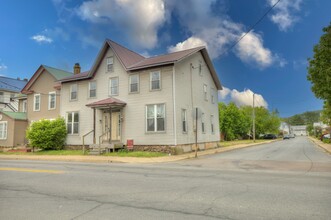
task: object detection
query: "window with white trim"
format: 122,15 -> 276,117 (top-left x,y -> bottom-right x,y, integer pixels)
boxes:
182,109 -> 187,133
211,115 -> 214,134
0,121 -> 7,140
22,100 -> 27,112
66,112 -> 79,134
211,88 -> 215,104
0,92 -> 4,102
199,61 -> 203,76
89,81 -> 97,98
201,112 -> 205,133
70,84 -> 78,101
109,77 -> 119,96
146,104 -> 165,132
106,57 -> 114,72
129,74 -> 139,93
48,92 -> 56,110
150,71 -> 161,90
203,84 -> 208,101
34,94 -> 40,111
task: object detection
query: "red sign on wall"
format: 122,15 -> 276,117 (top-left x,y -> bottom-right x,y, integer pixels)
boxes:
127,139 -> 134,150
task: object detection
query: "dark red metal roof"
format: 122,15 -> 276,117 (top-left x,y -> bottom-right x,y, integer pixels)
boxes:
86,97 -> 126,108
60,71 -> 89,81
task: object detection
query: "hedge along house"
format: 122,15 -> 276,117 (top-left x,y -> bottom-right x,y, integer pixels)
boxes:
59,39 -> 222,153
21,65 -> 73,124
0,111 -> 27,147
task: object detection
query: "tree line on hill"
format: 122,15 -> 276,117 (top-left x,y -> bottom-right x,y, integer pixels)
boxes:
219,102 -> 281,141
283,110 -> 321,126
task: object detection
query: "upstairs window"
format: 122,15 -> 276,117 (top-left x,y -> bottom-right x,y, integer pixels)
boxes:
150,71 -> 161,90
146,104 -> 165,132
48,92 -> 56,110
34,94 -> 40,111
106,57 -> 114,72
203,84 -> 208,101
89,81 -> 97,98
109,77 -> 119,96
211,88 -> 215,104
22,100 -> 27,112
0,121 -> 7,140
182,109 -> 187,133
129,74 -> 139,93
67,112 -> 79,134
70,84 -> 78,101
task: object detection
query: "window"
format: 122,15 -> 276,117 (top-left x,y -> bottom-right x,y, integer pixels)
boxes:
0,92 -> 4,102
199,61 -> 203,76
129,74 -> 139,93
146,104 -> 165,132
182,109 -> 187,133
70,84 -> 78,101
211,115 -> 214,134
106,57 -> 114,72
34,94 -> 40,111
201,112 -> 205,133
150,71 -> 161,90
203,84 -> 208,100
89,81 -> 97,98
66,112 -> 79,134
48,92 -> 56,110
109,77 -> 119,96
22,100 -> 27,112
0,121 -> 7,140
211,88 -> 215,104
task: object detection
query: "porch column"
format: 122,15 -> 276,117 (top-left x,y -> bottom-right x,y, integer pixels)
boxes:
93,108 -> 96,144
109,106 -> 112,143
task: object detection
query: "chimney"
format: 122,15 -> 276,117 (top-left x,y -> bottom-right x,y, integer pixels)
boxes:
74,63 -> 81,74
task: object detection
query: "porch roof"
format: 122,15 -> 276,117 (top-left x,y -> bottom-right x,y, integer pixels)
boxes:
86,97 -> 126,108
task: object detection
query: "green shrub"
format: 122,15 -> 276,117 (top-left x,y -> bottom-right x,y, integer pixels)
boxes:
26,118 -> 67,150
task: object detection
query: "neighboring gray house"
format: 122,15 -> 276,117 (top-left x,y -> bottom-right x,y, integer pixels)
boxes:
0,76 -> 28,112
59,39 -> 222,152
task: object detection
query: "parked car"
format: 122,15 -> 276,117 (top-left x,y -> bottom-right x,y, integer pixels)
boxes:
321,133 -> 330,141
263,134 -> 277,139
283,134 -> 290,140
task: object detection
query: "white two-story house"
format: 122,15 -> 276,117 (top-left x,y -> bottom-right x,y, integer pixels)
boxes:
60,39 -> 222,152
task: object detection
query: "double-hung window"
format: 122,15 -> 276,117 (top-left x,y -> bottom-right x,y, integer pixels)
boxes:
150,71 -> 161,90
0,121 -> 7,140
70,84 -> 78,101
211,115 -> 214,134
146,104 -> 165,132
48,92 -> 56,110
182,109 -> 187,133
22,100 -> 27,112
106,57 -> 114,72
0,92 -> 4,102
34,94 -> 40,111
89,81 -> 97,98
211,88 -> 215,104
201,112 -> 205,133
203,84 -> 208,101
129,74 -> 139,93
109,77 -> 119,96
66,112 -> 79,134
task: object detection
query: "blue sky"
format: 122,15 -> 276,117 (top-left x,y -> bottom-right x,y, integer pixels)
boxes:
0,0 -> 330,117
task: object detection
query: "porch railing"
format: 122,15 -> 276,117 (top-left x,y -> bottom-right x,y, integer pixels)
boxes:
99,129 -> 110,155
82,130 -> 94,154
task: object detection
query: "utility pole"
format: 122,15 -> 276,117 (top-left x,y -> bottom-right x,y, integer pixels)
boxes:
253,93 -> 256,142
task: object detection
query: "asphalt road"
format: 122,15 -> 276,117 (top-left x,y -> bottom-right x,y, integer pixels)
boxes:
0,137 -> 330,220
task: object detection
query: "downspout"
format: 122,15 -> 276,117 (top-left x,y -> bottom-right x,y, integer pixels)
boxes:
172,65 -> 177,146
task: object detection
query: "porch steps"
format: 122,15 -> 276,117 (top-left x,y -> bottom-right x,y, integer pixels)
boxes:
88,143 -> 124,155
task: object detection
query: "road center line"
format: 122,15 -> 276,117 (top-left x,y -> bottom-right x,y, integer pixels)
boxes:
0,167 -> 64,174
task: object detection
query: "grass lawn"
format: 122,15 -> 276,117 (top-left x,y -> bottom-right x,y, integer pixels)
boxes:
0,150 -> 85,155
104,151 -> 167,157
220,139 -> 272,147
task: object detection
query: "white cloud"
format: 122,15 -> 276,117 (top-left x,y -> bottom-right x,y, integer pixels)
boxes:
168,37 -> 207,53
219,86 -> 268,108
268,0 -> 303,31
0,63 -> 8,71
31,35 -> 53,43
77,0 -> 166,49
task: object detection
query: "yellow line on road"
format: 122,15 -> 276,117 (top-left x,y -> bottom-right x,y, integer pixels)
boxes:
0,167 -> 64,174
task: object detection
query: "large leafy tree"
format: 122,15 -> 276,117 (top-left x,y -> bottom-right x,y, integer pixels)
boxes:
307,22 -> 331,125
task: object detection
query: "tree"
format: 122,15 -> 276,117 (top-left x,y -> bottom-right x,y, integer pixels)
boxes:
307,22 -> 331,125
26,118 -> 67,150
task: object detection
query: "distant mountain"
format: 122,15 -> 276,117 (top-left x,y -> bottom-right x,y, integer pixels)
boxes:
283,110 -> 322,126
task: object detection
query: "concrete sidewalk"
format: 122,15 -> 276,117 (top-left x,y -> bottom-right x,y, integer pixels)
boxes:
0,140 -> 277,164
308,136 -> 331,154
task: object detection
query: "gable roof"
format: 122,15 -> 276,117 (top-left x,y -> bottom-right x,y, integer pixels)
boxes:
86,97 -> 126,108
22,65 -> 73,94
1,111 -> 27,120
59,39 -> 222,90
0,76 -> 28,93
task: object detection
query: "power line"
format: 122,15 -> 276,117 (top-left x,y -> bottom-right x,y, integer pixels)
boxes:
222,0 -> 281,55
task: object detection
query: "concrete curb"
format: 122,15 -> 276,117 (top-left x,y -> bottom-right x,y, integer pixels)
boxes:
0,139 -> 279,164
308,136 -> 331,154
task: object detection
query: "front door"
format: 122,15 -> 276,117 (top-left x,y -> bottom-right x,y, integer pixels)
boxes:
111,111 -> 121,141
102,112 -> 111,142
